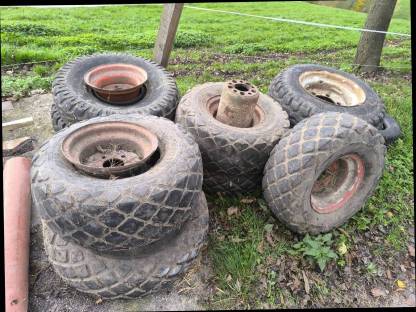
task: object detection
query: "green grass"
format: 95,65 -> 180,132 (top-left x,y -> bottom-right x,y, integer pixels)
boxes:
1,2 -> 413,309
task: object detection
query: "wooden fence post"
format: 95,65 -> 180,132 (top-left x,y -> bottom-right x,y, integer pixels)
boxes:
153,3 -> 184,68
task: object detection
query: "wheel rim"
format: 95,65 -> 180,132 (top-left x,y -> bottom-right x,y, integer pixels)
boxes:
84,63 -> 148,105
61,121 -> 158,178
299,70 -> 366,107
310,153 -> 365,214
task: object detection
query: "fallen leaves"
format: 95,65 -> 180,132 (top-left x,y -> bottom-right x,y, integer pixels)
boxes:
337,242 -> 348,255
370,288 -> 386,297
240,197 -> 256,204
302,270 -> 310,294
396,279 -> 406,289
408,245 -> 415,257
95,298 -> 103,304
227,206 -> 239,216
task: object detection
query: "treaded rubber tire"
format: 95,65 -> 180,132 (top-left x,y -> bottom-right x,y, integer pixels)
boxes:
268,64 -> 386,128
52,53 -> 179,131
175,82 -> 290,195
263,112 -> 386,234
51,103 -> 70,132
31,114 -> 203,256
379,113 -> 401,145
42,192 -> 209,300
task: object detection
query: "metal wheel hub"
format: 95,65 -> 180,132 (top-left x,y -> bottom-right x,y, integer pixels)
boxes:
299,71 -> 366,107
61,121 -> 158,178
84,63 -> 148,105
212,80 -> 264,128
311,153 -> 365,214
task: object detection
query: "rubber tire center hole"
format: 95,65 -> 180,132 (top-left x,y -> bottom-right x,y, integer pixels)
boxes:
310,153 -> 365,214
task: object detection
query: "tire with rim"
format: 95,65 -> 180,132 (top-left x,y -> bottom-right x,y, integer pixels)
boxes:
31,114 -> 203,256
52,53 -> 179,131
175,82 -> 290,195
42,192 -> 209,300
263,112 -> 386,234
268,64 -> 386,128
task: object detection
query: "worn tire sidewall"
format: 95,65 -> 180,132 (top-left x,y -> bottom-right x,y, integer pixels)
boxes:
32,114 -> 202,254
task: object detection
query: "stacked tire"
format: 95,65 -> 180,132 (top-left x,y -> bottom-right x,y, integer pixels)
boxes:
261,64 -> 396,233
31,114 -> 208,299
51,53 -> 180,132
175,82 -> 290,195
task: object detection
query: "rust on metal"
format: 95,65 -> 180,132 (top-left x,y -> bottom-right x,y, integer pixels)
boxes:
215,79 -> 260,128
84,63 -> 147,105
311,153 -> 365,214
299,71 -> 366,107
61,121 -> 158,178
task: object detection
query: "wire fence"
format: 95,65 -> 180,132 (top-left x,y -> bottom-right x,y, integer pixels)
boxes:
184,5 -> 411,38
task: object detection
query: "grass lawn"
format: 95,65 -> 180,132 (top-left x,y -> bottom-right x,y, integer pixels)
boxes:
1,2 -> 413,309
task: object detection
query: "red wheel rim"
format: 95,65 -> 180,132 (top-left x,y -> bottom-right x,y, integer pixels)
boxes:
311,153 -> 365,214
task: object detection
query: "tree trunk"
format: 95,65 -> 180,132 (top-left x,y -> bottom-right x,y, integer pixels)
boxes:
354,0 -> 397,74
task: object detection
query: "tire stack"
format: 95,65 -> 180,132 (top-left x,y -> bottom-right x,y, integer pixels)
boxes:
31,114 -> 207,299
175,81 -> 290,195
261,64 -> 396,233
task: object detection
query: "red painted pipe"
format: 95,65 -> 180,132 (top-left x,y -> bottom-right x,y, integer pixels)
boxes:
4,157 -> 32,312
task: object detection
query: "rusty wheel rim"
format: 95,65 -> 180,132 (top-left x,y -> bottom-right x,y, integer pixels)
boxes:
299,71 -> 366,107
311,154 -> 365,214
84,63 -> 148,105
61,121 -> 158,178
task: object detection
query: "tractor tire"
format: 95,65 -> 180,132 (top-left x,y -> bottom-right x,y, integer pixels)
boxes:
51,103 -> 69,132
175,82 -> 290,195
378,113 -> 401,145
42,192 -> 209,300
32,114 -> 203,256
268,64 -> 386,128
263,112 -> 386,234
52,53 -> 179,131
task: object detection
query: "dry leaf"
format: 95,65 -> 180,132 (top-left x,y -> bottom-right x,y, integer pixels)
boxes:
227,206 -> 239,216
266,232 -> 275,247
400,264 -> 406,272
95,298 -> 103,304
302,270 -> 310,294
338,242 -> 348,255
386,269 -> 392,279
408,245 -> 415,257
257,240 -> 264,254
371,288 -> 386,297
226,274 -> 232,282
240,197 -> 256,204
396,280 -> 406,289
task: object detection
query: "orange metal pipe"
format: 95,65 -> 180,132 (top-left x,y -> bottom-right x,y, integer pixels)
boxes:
4,157 -> 32,312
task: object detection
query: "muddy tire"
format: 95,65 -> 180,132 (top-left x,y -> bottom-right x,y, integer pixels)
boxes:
31,114 -> 203,256
52,53 -> 179,131
268,64 -> 386,128
42,192 -> 209,300
51,103 -> 69,132
175,82 -> 290,195
263,112 -> 386,234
